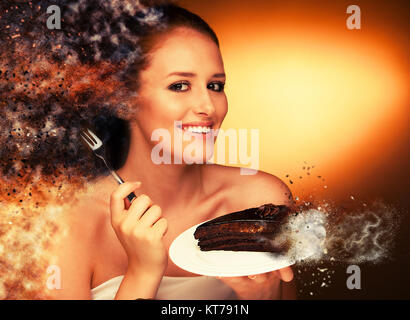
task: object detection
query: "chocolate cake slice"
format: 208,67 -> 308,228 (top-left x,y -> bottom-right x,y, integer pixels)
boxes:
194,203 -> 291,253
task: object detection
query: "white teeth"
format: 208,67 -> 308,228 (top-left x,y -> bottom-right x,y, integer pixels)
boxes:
182,126 -> 211,134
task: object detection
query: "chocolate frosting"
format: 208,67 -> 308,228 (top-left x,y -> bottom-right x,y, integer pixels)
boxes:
255,203 -> 289,218
197,203 -> 291,227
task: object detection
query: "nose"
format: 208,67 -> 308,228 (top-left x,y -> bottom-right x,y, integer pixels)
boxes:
192,88 -> 216,117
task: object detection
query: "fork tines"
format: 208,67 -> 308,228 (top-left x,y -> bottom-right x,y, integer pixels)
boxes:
81,128 -> 102,150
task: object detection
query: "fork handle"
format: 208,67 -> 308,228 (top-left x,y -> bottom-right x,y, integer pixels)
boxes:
93,147 -> 137,203
126,192 -> 137,203
110,171 -> 137,203
110,170 -> 125,184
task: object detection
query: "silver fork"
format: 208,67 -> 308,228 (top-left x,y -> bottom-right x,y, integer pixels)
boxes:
80,128 -> 136,203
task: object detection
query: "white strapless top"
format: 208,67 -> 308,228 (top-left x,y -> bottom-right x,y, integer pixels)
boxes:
91,275 -> 238,300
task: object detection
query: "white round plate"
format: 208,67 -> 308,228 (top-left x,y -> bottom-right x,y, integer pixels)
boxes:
169,222 -> 309,277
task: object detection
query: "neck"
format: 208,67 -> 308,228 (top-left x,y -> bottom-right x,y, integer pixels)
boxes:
116,128 -> 205,210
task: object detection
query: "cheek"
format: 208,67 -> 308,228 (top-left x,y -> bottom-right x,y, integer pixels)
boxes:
134,96 -> 187,145
143,93 -> 188,123
136,97 -> 169,129
216,95 -> 228,121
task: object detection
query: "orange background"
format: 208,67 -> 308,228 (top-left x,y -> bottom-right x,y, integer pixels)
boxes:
180,0 -> 409,204
179,0 -> 410,299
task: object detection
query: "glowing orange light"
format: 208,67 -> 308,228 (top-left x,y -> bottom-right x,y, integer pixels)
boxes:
205,11 -> 409,197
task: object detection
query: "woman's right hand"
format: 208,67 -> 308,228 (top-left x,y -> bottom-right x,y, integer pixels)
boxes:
110,181 -> 168,277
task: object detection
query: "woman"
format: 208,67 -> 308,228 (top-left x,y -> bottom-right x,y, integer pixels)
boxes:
51,3 -> 296,300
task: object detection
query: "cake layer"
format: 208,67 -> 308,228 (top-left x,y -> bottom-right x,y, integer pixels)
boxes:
198,233 -> 278,244
198,241 -> 289,253
194,221 -> 282,241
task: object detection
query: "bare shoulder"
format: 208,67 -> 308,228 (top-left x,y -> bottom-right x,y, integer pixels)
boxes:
203,164 -> 293,210
64,176 -> 113,234
66,185 -> 109,235
48,177 -> 112,299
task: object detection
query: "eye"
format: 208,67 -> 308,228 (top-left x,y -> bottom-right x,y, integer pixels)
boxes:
168,81 -> 190,92
207,81 -> 225,92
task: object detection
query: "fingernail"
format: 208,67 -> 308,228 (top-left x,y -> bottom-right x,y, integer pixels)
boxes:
134,181 -> 142,185
248,275 -> 257,280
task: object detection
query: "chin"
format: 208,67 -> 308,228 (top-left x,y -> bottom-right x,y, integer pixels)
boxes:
183,154 -> 213,165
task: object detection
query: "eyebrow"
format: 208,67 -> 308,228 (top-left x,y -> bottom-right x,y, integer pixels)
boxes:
167,72 -> 226,78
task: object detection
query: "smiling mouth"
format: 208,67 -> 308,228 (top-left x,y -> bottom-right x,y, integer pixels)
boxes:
175,121 -> 216,135
181,125 -> 213,134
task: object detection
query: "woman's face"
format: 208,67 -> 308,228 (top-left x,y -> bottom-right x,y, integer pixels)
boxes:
131,27 -> 228,164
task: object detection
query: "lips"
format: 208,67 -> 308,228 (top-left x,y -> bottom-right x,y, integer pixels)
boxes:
181,121 -> 213,128
179,121 -> 215,135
